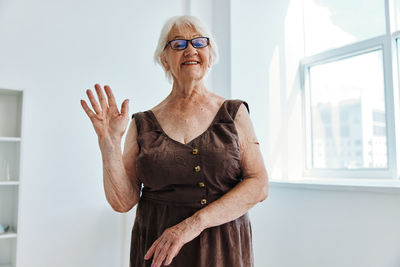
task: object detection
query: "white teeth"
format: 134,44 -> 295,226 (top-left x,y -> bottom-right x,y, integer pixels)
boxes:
183,61 -> 198,65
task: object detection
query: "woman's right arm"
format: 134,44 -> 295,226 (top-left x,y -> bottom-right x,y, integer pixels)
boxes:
99,119 -> 141,213
81,84 -> 140,213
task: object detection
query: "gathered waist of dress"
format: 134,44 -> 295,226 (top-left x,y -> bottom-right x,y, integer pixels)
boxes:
140,190 -> 224,208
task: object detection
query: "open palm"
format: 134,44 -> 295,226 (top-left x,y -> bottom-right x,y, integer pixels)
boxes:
80,84 -> 129,141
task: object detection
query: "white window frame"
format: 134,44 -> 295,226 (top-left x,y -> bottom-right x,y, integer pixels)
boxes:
299,0 -> 400,180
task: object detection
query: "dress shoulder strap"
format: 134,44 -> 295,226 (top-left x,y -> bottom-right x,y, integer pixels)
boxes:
131,111 -> 160,137
226,99 -> 250,120
131,112 -> 143,136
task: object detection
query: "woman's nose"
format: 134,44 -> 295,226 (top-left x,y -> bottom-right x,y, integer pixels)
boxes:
183,43 -> 198,56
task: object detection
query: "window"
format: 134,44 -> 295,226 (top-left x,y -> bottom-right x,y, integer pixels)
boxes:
301,0 -> 398,179
303,0 -> 386,56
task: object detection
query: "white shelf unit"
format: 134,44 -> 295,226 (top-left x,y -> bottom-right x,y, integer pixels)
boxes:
0,182 -> 18,186
0,88 -> 23,267
0,238 -> 17,267
0,230 -> 17,240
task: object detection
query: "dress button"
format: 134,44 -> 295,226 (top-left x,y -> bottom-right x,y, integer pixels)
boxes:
194,165 -> 201,172
198,182 -> 205,187
192,148 -> 199,155
200,199 -> 207,205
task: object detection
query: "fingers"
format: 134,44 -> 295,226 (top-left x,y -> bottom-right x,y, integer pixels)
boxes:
104,85 -> 118,110
144,239 -> 159,260
121,99 -> 129,116
146,238 -> 181,267
80,100 -> 96,119
94,83 -> 108,111
86,89 -> 102,114
93,84 -> 128,116
152,239 -> 170,266
163,245 -> 180,266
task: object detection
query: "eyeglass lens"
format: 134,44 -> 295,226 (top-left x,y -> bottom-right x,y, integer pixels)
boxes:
169,37 -> 208,50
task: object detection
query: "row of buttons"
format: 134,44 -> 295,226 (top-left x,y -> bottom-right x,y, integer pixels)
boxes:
192,148 -> 207,205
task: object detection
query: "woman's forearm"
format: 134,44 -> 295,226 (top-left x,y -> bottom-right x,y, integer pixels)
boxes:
99,136 -> 140,212
191,176 -> 268,231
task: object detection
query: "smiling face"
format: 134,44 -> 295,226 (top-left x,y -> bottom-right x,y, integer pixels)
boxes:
161,24 -> 212,83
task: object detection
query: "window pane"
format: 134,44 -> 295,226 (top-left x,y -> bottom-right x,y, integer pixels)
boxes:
309,50 -> 388,169
304,0 -> 386,55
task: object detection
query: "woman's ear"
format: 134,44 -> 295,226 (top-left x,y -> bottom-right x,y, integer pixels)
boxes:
207,54 -> 212,68
161,55 -> 170,71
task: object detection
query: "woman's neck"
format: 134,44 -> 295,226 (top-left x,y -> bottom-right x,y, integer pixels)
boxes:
168,79 -> 209,103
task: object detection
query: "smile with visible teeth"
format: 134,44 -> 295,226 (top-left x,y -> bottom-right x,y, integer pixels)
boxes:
182,61 -> 200,65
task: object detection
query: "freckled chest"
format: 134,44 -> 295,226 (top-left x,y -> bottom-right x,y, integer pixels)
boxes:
154,106 -> 216,144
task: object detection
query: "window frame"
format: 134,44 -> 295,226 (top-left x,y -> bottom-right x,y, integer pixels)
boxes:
299,0 -> 400,180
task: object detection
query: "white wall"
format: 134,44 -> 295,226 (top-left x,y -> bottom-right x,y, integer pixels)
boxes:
251,185 -> 400,267
230,0 -> 400,266
0,0 -> 188,266
210,0 -> 232,98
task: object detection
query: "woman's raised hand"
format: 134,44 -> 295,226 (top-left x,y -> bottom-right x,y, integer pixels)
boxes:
81,84 -> 130,142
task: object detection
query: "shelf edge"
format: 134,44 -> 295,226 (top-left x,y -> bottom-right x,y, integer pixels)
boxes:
0,181 -> 19,185
0,230 -> 17,239
0,137 -> 21,142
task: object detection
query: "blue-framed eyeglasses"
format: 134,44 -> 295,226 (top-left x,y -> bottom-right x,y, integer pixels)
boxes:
164,37 -> 210,50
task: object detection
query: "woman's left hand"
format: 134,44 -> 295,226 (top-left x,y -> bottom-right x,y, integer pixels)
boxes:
144,216 -> 203,266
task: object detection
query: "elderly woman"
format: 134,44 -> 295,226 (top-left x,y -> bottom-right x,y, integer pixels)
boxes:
81,15 -> 268,267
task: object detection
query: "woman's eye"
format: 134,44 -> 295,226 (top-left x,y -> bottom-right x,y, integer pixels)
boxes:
172,41 -> 186,49
193,39 -> 207,47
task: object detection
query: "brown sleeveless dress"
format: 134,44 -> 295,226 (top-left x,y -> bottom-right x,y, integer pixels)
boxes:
130,99 -> 254,267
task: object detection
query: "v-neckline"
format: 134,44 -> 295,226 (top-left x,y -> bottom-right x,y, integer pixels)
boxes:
147,99 -> 228,147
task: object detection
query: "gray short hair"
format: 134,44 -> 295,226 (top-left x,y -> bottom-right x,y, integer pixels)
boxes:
154,15 -> 219,82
